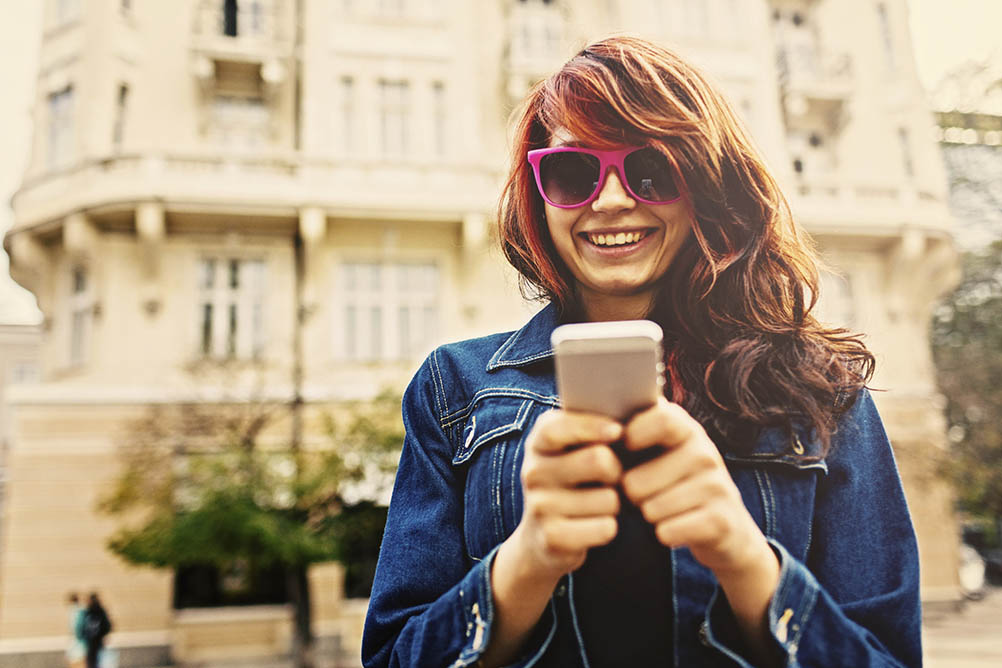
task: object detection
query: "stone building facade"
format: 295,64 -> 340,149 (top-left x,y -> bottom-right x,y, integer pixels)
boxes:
1,0 -> 960,665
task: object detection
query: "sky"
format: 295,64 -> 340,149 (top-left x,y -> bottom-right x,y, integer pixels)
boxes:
0,0 -> 1000,325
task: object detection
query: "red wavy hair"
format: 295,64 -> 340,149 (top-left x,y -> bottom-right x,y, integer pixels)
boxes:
498,36 -> 873,455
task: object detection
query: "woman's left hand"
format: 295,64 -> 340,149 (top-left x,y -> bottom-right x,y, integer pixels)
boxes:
621,397 -> 782,668
620,397 -> 776,582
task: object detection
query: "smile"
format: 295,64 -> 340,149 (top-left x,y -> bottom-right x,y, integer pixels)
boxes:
583,229 -> 653,248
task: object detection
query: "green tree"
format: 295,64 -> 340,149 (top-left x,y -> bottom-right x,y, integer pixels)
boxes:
931,240 -> 1002,531
99,390 -> 403,668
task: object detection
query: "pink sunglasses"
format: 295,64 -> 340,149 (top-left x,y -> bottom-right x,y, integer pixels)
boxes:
527,146 -> 682,209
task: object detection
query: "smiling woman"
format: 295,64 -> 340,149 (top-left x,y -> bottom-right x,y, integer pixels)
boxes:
362,36 -> 921,668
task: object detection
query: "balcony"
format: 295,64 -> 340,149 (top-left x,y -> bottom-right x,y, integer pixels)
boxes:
190,0 -> 293,95
7,152 -> 498,234
784,173 -> 950,242
503,3 -> 566,102
777,45 -> 853,127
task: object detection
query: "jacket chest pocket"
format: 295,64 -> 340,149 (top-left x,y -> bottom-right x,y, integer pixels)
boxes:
726,454 -> 827,561
450,397 -> 538,561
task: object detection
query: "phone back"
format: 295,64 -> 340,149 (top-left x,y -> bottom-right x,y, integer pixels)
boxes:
552,321 -> 664,422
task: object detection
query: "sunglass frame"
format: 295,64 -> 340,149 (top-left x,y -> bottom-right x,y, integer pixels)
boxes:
526,145 -> 683,209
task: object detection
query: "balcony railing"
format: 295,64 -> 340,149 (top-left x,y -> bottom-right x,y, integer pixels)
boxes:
10,152 -> 499,232
192,0 -> 287,46
777,46 -> 853,102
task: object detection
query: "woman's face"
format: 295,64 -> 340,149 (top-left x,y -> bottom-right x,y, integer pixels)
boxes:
543,130 -> 693,320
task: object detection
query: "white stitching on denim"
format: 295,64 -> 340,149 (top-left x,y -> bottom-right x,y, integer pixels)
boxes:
431,348 -> 449,415
511,434 -> 524,524
429,350 -> 445,418
753,470 -> 775,539
452,400 -> 536,465
566,573 -> 592,668
521,599 -> 559,667
703,588 -> 758,667
487,349 -> 555,371
491,437 -> 505,540
725,454 -> 828,474
486,328 -> 521,369
671,549 -> 679,668
441,388 -> 560,425
763,471 -> 778,538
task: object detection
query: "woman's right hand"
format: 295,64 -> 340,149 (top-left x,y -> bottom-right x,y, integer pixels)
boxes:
482,410 -> 623,666
510,409 -> 624,581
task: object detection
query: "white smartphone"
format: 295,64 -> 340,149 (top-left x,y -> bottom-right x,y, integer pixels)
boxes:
551,320 -> 665,423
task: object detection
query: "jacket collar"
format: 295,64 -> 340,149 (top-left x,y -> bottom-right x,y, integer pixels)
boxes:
486,303 -> 559,372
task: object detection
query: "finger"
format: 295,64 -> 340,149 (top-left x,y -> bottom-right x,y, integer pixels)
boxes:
636,473 -> 731,525
527,486 -> 621,519
523,444 -> 622,489
621,440 -> 720,503
529,409 -> 623,455
542,516 -> 618,553
623,397 -> 701,451
653,507 -> 727,549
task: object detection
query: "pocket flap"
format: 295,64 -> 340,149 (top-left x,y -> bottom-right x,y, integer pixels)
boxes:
451,397 -> 534,465
724,425 -> 828,473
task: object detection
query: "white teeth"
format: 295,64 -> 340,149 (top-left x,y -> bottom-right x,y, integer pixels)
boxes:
588,230 -> 647,247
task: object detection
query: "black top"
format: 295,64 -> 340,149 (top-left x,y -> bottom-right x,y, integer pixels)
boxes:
573,444 -> 674,666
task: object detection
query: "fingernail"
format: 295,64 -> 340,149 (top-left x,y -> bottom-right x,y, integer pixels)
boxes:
604,423 -> 622,440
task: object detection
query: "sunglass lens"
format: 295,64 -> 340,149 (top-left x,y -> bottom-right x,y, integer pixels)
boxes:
624,148 -> 679,202
539,151 -> 601,206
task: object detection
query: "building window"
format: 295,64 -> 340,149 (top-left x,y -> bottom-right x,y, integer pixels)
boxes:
339,76 -> 355,155
113,84 -> 129,150
223,0 -> 238,36
50,0 -> 80,28
876,3 -> 895,70
69,266 -> 92,366
378,80 -> 409,157
210,95 -> 269,148
218,0 -> 269,37
8,361 -> 41,385
898,127 -> 914,178
377,0 -> 405,16
432,81 -> 446,157
198,258 -> 265,360
511,2 -> 562,63
47,85 -> 74,169
682,0 -> 709,36
337,261 -> 439,361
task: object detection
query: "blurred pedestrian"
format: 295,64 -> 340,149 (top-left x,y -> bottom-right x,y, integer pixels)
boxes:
65,593 -> 86,668
81,592 -> 112,668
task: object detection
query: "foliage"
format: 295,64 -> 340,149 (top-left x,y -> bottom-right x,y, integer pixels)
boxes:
931,240 -> 1002,525
99,390 -> 403,577
327,501 -> 390,598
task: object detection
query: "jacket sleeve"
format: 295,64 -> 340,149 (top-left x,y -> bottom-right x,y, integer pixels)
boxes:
362,353 -> 501,668
704,389 -> 923,667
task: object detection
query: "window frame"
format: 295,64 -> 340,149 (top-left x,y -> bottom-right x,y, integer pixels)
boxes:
334,259 -> 441,363
196,256 -> 267,361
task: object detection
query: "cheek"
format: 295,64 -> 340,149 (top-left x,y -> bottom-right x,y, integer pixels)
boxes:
544,208 -> 575,251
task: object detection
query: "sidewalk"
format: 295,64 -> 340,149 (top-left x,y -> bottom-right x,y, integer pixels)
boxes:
924,586 -> 1002,667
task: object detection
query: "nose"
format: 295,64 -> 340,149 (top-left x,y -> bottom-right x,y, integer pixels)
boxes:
591,168 -> 636,213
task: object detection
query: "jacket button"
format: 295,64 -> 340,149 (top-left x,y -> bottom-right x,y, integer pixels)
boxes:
698,621 -> 710,647
555,584 -> 567,597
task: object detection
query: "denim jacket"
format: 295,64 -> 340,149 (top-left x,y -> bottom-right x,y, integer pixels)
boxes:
362,305 -> 922,667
